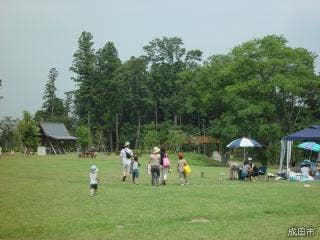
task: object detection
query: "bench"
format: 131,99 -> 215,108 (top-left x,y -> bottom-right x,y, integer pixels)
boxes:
79,151 -> 97,158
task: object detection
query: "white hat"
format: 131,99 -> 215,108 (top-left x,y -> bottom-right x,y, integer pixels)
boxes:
152,147 -> 160,154
90,165 -> 98,172
124,141 -> 130,147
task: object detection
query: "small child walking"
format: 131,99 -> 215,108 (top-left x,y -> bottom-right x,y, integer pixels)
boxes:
131,153 -> 140,184
89,165 -> 99,197
177,152 -> 189,186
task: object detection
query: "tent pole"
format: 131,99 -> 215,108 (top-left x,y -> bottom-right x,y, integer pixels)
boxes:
286,140 -> 292,177
279,140 -> 285,173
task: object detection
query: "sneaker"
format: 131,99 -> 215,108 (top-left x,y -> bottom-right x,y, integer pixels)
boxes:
181,183 -> 184,186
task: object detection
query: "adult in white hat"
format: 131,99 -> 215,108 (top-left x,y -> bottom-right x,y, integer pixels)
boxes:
119,141 -> 133,181
148,146 -> 161,185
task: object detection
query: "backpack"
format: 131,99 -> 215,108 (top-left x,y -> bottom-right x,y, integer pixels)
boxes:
163,154 -> 170,168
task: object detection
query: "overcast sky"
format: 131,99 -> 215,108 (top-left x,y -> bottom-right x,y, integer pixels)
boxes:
1,0 -> 320,119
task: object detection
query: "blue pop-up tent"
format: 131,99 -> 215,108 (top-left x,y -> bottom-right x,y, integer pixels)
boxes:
279,125 -> 320,173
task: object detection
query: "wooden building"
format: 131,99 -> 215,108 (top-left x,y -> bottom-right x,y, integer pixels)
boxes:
39,122 -> 77,154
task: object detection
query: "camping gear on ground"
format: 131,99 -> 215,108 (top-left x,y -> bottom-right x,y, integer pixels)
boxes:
229,164 -> 241,180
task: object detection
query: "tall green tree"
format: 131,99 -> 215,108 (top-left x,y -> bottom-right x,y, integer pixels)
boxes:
111,57 -> 151,148
36,68 -> 67,123
70,31 -> 96,122
94,42 -> 121,149
64,91 -> 74,116
204,35 -> 319,163
143,36 -> 202,123
42,68 -> 58,118
76,125 -> 89,152
15,111 -> 39,152
0,117 -> 18,150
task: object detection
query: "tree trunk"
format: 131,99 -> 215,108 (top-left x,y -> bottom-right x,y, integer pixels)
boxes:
155,102 -> 158,137
88,111 -> 91,149
109,132 -> 113,152
135,116 -> 141,150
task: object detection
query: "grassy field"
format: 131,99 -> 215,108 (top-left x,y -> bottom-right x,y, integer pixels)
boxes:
0,153 -> 319,240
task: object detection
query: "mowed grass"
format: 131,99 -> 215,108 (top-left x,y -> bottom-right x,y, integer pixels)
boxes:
0,153 -> 319,240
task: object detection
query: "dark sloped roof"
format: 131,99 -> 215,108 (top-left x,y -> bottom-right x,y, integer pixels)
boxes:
283,125 -> 320,141
40,122 -> 77,140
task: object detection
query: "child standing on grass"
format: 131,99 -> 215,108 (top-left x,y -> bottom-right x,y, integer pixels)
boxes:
131,153 -> 140,184
89,165 -> 99,197
177,152 -> 189,186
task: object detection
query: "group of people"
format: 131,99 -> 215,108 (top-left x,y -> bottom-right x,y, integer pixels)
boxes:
89,141 -> 191,196
120,141 -> 190,186
147,146 -> 189,186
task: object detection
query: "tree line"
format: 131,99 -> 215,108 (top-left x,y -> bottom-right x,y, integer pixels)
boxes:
1,33 -> 319,164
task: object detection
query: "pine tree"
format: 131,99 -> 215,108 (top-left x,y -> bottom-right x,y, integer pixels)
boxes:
42,68 -> 58,119
70,31 -> 96,122
41,68 -> 65,120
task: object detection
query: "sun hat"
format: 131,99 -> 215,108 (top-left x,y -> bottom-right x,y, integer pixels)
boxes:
90,165 -> 98,172
124,141 -> 130,147
152,147 -> 160,154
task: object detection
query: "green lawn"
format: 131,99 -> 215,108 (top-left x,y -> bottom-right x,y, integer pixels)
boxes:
0,153 -> 319,240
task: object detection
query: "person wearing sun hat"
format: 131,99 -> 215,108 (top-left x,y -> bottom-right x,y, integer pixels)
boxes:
148,146 -> 161,185
120,141 -> 133,181
89,165 -> 99,197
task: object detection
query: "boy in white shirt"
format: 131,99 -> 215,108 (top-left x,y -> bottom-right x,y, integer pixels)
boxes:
89,165 -> 99,197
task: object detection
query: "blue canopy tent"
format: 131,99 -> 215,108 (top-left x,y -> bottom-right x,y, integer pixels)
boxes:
279,125 -> 320,174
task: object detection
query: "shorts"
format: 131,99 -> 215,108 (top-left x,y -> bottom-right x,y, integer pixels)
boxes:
90,184 -> 98,190
132,169 -> 139,179
122,162 -> 131,173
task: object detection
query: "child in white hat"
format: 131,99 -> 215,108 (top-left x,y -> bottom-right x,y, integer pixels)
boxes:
89,165 -> 99,197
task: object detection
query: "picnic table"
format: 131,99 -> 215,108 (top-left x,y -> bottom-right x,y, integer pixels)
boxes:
79,151 -> 97,158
